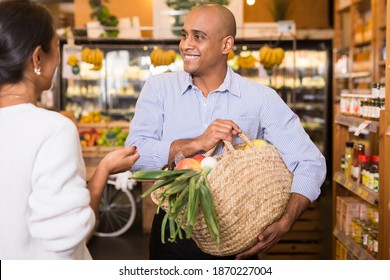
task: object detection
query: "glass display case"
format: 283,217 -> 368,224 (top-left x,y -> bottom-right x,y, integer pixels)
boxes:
59,39 -> 182,121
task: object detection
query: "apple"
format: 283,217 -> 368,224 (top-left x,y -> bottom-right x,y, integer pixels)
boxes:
176,158 -> 202,171
192,154 -> 206,163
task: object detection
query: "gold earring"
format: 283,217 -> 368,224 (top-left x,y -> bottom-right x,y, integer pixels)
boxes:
34,66 -> 41,76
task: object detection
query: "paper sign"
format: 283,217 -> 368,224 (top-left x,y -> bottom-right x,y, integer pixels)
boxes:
62,44 -> 82,79
354,120 -> 371,136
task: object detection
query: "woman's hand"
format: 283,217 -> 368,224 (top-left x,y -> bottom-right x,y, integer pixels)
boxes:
99,146 -> 140,175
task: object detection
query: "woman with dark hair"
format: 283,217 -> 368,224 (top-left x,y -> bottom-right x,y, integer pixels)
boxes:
0,0 -> 139,259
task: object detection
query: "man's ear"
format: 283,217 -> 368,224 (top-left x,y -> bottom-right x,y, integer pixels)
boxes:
222,35 -> 234,55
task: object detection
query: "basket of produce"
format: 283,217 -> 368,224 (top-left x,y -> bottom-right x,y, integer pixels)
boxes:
132,132 -> 292,256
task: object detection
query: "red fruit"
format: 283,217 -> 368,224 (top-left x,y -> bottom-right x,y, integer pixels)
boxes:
176,158 -> 202,171
192,155 -> 206,163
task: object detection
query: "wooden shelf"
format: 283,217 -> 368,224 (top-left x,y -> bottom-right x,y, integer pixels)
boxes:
333,171 -> 378,204
334,114 -> 379,133
333,228 -> 375,260
332,0 -> 389,260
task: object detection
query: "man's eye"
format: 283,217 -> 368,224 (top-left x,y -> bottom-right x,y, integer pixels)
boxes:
181,33 -> 188,39
194,34 -> 204,40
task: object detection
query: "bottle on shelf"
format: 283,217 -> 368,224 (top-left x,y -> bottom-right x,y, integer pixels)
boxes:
351,143 -> 365,181
357,155 -> 370,184
344,141 -> 354,179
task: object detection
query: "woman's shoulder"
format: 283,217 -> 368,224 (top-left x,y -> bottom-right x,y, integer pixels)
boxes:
33,106 -> 78,132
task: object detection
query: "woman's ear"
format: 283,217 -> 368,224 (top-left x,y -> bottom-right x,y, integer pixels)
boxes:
32,45 -> 42,69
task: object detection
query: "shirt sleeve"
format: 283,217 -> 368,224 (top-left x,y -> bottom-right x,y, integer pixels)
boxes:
261,88 -> 327,202
126,77 -> 172,170
28,118 -> 95,258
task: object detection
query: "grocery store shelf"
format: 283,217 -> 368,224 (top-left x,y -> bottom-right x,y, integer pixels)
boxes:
333,171 -> 378,205
333,227 -> 375,260
334,114 -> 379,133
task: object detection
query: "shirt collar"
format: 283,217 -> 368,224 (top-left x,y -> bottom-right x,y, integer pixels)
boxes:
179,66 -> 241,97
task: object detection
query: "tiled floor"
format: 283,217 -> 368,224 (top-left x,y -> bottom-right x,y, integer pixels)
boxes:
87,189 -> 150,260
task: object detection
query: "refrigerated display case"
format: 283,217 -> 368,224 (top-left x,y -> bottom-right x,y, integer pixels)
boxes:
232,39 -> 332,164
58,38 -> 182,121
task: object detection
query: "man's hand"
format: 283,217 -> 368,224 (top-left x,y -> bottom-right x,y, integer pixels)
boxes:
168,119 -> 241,162
195,119 -> 242,152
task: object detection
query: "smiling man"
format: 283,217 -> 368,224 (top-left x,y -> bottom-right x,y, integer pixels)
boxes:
126,4 -> 326,260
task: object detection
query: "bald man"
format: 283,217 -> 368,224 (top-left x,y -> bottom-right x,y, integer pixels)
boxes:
126,4 -> 326,260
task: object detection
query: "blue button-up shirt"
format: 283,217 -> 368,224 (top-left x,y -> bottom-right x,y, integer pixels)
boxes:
126,67 -> 326,202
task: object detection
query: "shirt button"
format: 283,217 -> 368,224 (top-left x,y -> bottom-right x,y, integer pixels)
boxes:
203,123 -> 208,128
203,103 -> 207,107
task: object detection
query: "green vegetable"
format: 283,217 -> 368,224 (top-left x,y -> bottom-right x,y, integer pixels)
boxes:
132,169 -> 220,245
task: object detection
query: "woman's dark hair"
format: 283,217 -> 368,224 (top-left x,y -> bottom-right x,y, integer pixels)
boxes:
0,0 -> 55,85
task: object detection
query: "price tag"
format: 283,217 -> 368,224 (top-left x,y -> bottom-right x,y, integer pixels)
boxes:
354,120 -> 371,136
386,125 -> 390,136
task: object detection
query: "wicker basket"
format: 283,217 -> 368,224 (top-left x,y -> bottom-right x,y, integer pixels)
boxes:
151,133 -> 292,256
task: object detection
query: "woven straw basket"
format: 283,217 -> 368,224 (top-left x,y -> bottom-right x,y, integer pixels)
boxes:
151,133 -> 292,256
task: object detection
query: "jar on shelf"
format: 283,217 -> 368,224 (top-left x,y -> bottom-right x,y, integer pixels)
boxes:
372,82 -> 381,98
380,83 -> 386,99
371,227 -> 378,258
370,155 -> 379,192
344,142 -> 354,179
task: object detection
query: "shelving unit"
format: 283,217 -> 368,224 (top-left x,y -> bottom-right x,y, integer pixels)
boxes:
332,0 -> 390,260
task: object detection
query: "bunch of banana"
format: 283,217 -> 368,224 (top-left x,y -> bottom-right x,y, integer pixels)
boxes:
67,55 -> 79,67
259,45 -> 285,69
237,51 -> 257,69
150,49 -> 177,67
81,47 -> 104,71
67,55 -> 80,75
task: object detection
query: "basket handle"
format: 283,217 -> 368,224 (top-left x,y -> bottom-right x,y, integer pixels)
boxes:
205,132 -> 254,156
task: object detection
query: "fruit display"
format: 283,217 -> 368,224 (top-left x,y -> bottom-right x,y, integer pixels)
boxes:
259,45 -> 285,69
79,126 -> 127,147
81,47 -> 104,71
79,111 -> 109,124
79,128 -> 102,147
237,50 -> 257,69
96,126 -> 127,147
150,48 -> 177,67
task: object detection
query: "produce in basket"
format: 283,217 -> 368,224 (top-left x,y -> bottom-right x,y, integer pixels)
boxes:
132,168 -> 220,245
132,133 -> 292,256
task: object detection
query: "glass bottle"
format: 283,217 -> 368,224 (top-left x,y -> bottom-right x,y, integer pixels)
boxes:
344,142 -> 354,179
371,155 -> 379,192
351,143 -> 365,181
357,155 -> 370,184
